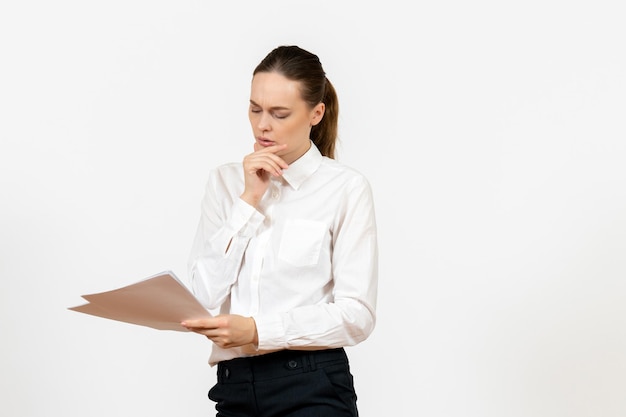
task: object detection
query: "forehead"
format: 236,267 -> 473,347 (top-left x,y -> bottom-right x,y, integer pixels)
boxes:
250,72 -> 304,105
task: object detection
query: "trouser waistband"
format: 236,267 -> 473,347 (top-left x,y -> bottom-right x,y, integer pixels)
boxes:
216,348 -> 348,383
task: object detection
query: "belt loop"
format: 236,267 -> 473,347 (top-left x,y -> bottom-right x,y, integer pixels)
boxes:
302,354 -> 310,372
309,352 -> 317,371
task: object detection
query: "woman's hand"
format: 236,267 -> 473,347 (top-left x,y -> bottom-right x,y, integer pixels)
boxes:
181,314 -> 259,349
240,143 -> 288,207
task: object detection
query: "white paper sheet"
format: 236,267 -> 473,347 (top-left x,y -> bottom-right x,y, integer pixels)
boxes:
68,271 -> 211,332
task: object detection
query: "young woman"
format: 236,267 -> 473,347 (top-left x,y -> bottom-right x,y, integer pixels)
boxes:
183,45 -> 378,417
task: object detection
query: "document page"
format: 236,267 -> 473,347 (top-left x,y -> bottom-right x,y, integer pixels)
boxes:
68,271 -> 211,332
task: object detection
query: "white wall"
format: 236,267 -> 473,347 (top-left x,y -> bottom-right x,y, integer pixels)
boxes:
1,1 -> 625,416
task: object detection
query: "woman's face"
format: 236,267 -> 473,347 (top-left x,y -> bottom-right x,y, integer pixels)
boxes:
249,71 -> 324,164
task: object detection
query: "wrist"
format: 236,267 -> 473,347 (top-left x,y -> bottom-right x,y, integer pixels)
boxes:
240,192 -> 262,208
249,317 -> 259,346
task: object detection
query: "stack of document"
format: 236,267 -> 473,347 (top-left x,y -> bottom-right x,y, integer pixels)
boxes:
68,271 -> 211,332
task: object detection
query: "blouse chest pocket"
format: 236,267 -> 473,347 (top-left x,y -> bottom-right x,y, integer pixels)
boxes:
278,219 -> 328,267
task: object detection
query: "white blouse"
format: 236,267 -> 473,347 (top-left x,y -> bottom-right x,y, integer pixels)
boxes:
188,142 -> 378,365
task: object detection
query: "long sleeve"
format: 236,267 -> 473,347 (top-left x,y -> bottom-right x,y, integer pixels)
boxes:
188,145 -> 379,366
253,174 -> 378,350
187,167 -> 264,310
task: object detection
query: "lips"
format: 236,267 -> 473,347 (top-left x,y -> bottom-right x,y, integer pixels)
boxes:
256,137 -> 274,147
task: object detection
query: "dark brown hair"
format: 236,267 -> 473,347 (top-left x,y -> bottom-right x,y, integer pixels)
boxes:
253,45 -> 339,159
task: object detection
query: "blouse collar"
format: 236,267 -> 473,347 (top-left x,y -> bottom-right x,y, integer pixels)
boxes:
280,141 -> 323,190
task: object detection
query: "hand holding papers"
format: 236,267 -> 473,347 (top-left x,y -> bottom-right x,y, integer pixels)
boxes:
68,271 -> 211,332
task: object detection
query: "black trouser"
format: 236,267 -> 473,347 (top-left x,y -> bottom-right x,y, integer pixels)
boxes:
209,348 -> 359,417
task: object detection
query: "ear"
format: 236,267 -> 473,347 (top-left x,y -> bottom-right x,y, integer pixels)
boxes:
310,102 -> 326,127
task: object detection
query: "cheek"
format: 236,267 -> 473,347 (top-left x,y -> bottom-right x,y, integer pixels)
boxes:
275,117 -> 311,142
289,117 -> 311,133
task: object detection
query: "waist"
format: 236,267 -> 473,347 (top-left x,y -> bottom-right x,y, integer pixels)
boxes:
216,348 -> 348,383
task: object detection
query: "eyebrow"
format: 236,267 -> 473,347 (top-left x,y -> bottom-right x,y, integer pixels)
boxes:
249,100 -> 290,111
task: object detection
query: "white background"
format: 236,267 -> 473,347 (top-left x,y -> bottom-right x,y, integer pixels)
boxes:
1,1 -> 625,416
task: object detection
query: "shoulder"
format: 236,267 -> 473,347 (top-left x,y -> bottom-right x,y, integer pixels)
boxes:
202,162 -> 243,192
207,162 -> 242,180
320,157 -> 373,189
212,161 -> 242,174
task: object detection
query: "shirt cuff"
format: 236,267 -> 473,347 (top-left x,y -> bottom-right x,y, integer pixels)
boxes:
230,198 -> 264,237
254,312 -> 287,350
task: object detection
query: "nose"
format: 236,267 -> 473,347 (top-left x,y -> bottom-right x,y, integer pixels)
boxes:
257,112 -> 271,132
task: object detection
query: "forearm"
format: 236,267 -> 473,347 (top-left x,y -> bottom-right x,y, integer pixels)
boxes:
254,298 -> 376,351
189,198 -> 265,309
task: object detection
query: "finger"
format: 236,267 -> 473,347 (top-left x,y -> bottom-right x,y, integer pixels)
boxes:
245,158 -> 286,177
253,152 -> 289,170
264,143 -> 288,153
181,319 -> 215,329
255,143 -> 288,158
